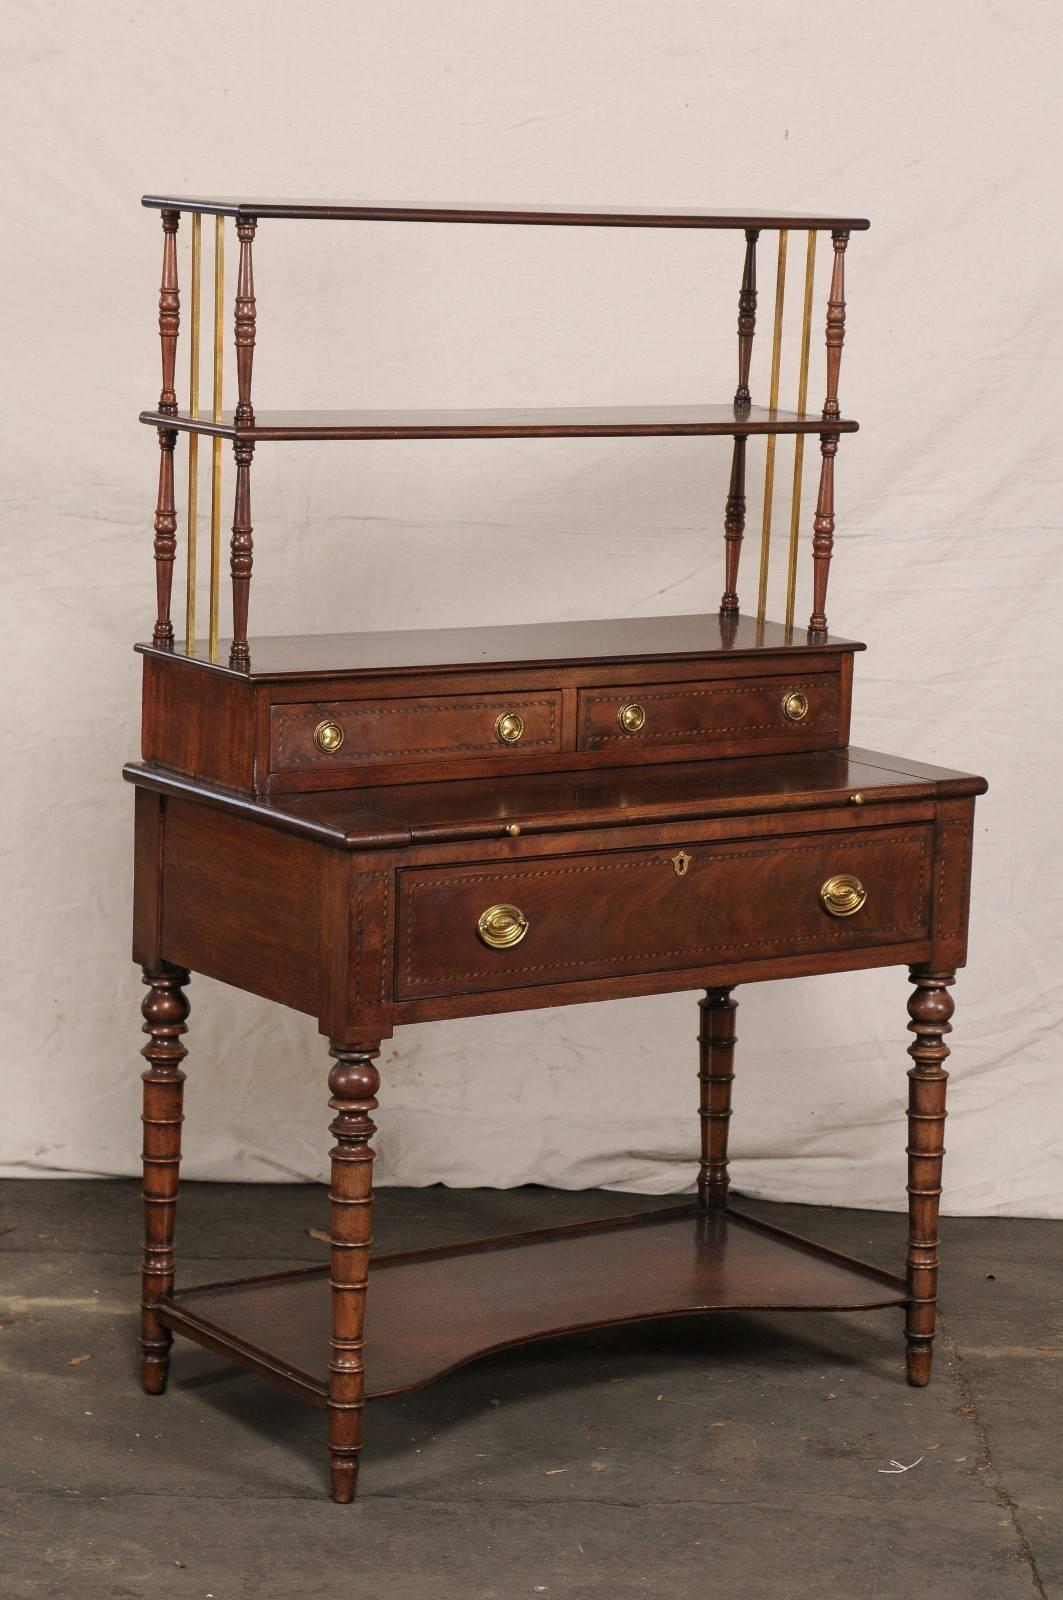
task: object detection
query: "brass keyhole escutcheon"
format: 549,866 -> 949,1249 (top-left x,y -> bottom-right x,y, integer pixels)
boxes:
477,903 -> 529,949
783,690 -> 809,723
494,711 -> 525,745
820,873 -> 867,917
671,850 -> 692,878
617,701 -> 647,734
313,719 -> 345,754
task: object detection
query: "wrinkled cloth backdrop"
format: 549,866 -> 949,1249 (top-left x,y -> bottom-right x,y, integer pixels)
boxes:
2,1 -> 1061,1215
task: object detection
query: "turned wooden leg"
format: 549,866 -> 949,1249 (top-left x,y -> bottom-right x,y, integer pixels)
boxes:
905,967 -> 954,1386
140,963 -> 190,1394
697,987 -> 738,1210
326,1040 -> 380,1503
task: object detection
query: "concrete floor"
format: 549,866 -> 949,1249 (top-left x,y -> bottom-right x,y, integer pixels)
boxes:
0,1181 -> 1058,1600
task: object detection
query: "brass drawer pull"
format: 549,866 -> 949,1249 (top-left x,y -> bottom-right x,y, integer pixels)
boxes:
313,719 -> 345,754
477,903 -> 529,950
820,874 -> 867,917
617,701 -> 646,733
783,690 -> 809,722
494,711 -> 525,745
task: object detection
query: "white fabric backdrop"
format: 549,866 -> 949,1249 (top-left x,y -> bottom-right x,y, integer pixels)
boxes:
2,1 -> 1061,1215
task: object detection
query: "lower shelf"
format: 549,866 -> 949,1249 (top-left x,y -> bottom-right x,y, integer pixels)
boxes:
160,1204 -> 907,1404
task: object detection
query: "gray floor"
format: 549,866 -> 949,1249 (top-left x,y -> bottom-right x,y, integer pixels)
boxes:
0,1180 -> 1058,1600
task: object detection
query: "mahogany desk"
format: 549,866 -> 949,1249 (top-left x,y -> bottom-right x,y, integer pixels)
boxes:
126,197 -> 985,1502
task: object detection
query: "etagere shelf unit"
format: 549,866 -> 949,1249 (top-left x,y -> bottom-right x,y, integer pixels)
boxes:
127,195 -> 985,1503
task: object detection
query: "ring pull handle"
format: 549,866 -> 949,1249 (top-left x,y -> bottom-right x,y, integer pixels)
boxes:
618,701 -> 646,733
314,719 -> 345,754
783,690 -> 809,722
820,873 -> 867,917
494,711 -> 525,745
476,903 -> 529,949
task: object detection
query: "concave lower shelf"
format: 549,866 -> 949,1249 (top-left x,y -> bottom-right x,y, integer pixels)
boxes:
138,404 -> 860,443
159,1205 -> 906,1404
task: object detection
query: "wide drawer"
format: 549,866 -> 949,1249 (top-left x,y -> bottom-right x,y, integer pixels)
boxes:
271,691 -> 561,772
577,674 -> 840,752
396,824 -> 932,998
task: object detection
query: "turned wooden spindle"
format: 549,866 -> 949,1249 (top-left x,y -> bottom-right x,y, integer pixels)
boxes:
807,431 -> 838,639
233,217 -> 257,427
326,1041 -> 381,1503
152,429 -> 179,645
718,437 -> 748,615
152,209 -> 182,645
697,987 -> 738,1210
806,230 -> 850,639
905,968 -> 954,1387
229,440 -> 254,668
157,210 -> 181,415
139,964 -> 191,1395
823,229 -> 849,421
734,229 -> 759,408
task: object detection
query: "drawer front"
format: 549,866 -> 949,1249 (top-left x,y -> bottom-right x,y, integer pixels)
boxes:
272,691 -> 561,772
396,825 -> 932,999
577,675 -> 840,752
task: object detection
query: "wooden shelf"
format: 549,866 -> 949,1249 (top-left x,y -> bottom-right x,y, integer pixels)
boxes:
139,404 -> 859,443
142,196 -> 870,231
136,613 -> 862,680
159,1205 -> 906,1404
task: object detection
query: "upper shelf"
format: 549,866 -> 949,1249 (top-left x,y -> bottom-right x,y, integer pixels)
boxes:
141,196 -> 870,231
139,404 -> 859,443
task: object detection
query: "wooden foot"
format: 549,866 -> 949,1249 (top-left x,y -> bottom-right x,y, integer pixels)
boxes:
139,963 -> 190,1395
905,967 -> 954,1386
326,1040 -> 380,1503
697,987 -> 738,1210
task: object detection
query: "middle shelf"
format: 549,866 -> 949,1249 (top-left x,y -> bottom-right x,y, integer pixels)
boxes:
139,402 -> 859,442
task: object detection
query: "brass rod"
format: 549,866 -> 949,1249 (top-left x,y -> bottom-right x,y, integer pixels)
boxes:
184,214 -> 201,652
756,230 -> 788,622
208,218 -> 224,661
784,231 -> 817,631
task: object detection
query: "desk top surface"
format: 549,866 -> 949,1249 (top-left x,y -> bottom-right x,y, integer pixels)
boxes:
125,748 -> 987,851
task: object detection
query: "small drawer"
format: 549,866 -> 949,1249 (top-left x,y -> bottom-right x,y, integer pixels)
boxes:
396,824 -> 932,999
577,675 -> 840,753
272,691 -> 561,772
